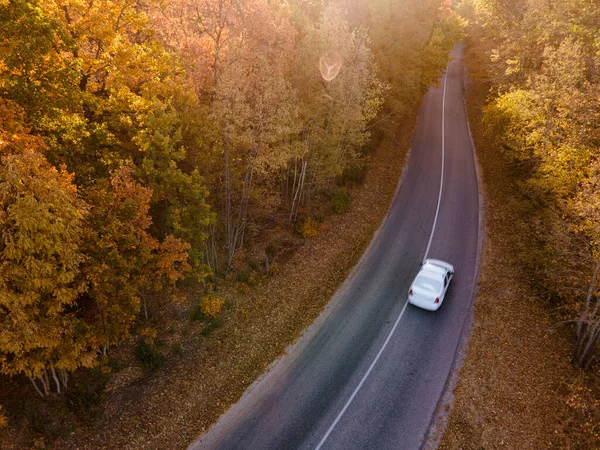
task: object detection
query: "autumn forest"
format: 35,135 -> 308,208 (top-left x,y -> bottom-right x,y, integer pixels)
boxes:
2,0 -> 600,446
0,0 -> 464,440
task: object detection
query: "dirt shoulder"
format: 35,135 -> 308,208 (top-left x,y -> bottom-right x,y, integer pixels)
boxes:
439,41 -> 596,449
30,114 -> 413,449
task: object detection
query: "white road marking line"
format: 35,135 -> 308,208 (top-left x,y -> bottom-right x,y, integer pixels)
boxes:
314,300 -> 409,450
423,69 -> 448,261
314,66 -> 451,450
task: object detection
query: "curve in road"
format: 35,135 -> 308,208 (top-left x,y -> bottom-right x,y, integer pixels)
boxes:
189,43 -> 480,450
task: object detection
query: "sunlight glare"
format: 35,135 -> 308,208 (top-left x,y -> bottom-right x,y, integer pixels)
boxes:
319,52 -> 342,81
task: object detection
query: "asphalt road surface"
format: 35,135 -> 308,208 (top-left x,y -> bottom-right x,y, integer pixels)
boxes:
189,43 -> 480,450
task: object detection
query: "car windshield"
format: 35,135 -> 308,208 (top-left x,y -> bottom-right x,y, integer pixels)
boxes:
414,274 -> 442,293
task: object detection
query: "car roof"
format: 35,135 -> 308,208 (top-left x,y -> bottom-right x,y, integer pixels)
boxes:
413,274 -> 441,292
421,261 -> 447,277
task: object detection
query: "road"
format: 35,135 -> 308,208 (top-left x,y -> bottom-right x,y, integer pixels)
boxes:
189,43 -> 480,450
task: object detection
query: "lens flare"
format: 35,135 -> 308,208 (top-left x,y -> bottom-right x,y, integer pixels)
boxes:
319,52 -> 342,81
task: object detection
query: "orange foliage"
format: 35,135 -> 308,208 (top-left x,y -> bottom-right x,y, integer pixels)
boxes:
157,235 -> 192,285
83,165 -> 192,350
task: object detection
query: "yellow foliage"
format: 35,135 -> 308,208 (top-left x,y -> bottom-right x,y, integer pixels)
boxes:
141,327 -> 157,345
248,273 -> 260,287
200,294 -> 224,318
301,218 -> 319,238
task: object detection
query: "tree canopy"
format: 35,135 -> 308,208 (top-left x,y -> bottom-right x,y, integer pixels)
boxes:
460,0 -> 600,368
0,0 -> 464,395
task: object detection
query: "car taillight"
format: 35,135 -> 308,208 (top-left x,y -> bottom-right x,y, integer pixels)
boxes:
435,297 -> 440,303
409,289 -> 413,295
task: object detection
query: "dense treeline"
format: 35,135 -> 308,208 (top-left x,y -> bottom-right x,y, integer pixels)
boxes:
0,0 -> 463,403
458,0 -> 600,368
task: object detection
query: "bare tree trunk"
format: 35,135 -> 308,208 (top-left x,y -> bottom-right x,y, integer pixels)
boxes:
289,159 -> 307,223
576,308 -> 600,369
237,168 -> 253,250
577,253 -> 600,338
583,324 -> 600,368
283,165 -> 290,208
204,222 -> 218,277
28,375 -> 44,397
289,159 -> 298,212
142,292 -> 148,321
40,369 -> 50,395
574,253 -> 600,368
60,369 -> 68,389
226,167 -> 254,271
224,135 -> 233,270
95,298 -> 110,355
295,160 -> 307,221
49,362 -> 61,394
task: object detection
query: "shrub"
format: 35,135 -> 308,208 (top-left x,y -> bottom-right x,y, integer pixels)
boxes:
201,317 -> 224,336
140,327 -> 157,345
338,163 -> 367,186
301,218 -> 320,238
171,342 -> 183,356
332,189 -> 351,214
265,244 -> 277,258
248,273 -> 260,287
24,407 -> 50,437
66,372 -> 108,423
200,293 -> 224,318
107,358 -> 123,373
236,272 -> 250,283
191,308 -> 203,321
135,341 -> 166,375
66,388 -> 103,423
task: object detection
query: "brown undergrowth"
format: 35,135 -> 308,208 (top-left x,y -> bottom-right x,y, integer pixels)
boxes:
439,39 -> 599,449
0,110 -> 415,449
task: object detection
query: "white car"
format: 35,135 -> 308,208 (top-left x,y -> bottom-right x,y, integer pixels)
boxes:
408,259 -> 454,311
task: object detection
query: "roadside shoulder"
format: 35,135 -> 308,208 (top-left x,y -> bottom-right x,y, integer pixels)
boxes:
439,41 -> 581,449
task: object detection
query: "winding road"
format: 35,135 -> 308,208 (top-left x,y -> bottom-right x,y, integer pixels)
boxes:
189,43 -> 481,450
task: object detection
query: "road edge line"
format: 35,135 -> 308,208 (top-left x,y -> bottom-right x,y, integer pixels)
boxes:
314,300 -> 410,450
315,66 -> 450,450
423,69 -> 448,261
420,42 -> 486,450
